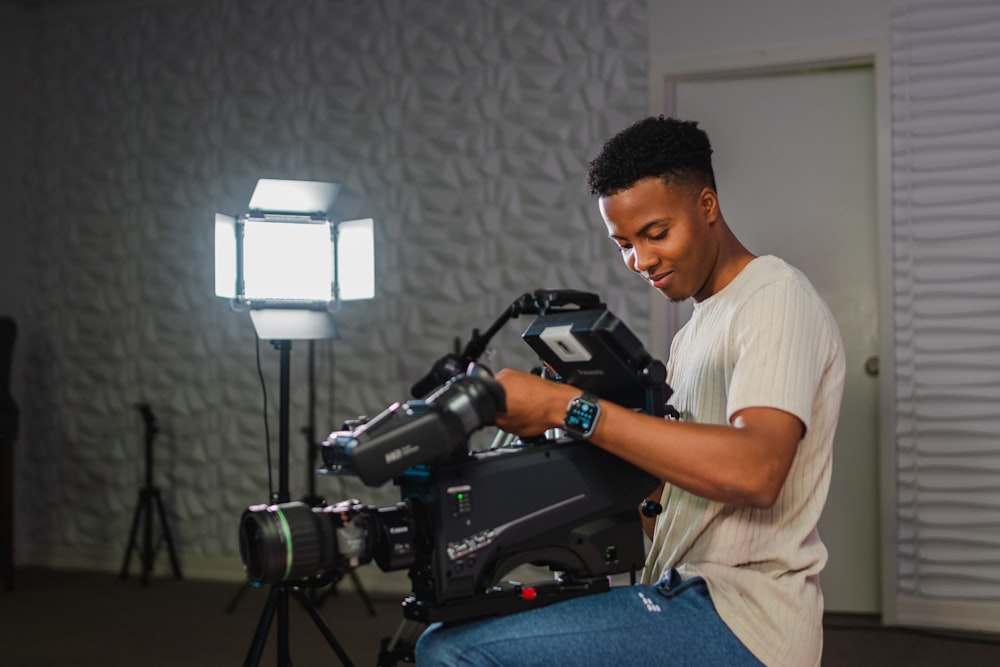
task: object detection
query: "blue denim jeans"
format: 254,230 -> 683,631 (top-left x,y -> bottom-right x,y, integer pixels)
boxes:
415,570 -> 764,666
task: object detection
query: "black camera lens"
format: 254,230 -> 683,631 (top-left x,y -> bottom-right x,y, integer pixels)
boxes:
239,502 -> 337,585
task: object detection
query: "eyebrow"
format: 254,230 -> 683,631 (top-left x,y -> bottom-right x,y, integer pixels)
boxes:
608,218 -> 669,241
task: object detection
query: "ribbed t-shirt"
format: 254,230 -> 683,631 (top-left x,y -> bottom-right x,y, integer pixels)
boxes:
641,255 -> 846,667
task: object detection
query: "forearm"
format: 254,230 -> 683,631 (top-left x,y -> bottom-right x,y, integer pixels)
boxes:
495,370 -> 802,509
588,400 -> 799,508
520,383 -> 797,508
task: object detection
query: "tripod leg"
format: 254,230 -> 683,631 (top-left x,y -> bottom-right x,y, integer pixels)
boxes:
119,490 -> 144,579
226,582 -> 250,614
310,572 -> 376,617
348,571 -> 377,616
152,488 -> 183,579
142,489 -> 154,585
378,619 -> 426,667
292,588 -> 356,667
243,585 -> 280,667
277,587 -> 289,667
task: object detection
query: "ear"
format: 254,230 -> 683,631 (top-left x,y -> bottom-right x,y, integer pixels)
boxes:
698,187 -> 720,223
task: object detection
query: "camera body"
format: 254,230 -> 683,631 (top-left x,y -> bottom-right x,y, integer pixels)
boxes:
398,435 -> 658,622
239,291 -> 670,624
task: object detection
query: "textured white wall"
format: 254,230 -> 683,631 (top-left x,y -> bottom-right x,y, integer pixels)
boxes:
8,0 -> 650,577
0,3 -> 28,324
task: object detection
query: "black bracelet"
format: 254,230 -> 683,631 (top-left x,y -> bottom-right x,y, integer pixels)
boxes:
640,499 -> 663,518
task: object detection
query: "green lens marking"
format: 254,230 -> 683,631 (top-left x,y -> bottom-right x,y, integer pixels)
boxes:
274,507 -> 293,581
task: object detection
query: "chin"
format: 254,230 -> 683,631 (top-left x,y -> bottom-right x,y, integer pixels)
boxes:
655,287 -> 688,303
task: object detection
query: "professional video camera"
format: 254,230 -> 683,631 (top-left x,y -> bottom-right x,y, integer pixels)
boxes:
238,290 -> 672,664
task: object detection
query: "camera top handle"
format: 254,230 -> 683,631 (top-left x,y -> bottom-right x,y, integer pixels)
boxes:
409,290 -> 603,398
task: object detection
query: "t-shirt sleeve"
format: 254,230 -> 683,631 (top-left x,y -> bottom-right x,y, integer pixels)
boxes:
725,279 -> 837,431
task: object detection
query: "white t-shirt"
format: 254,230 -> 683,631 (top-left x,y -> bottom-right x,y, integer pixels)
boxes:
641,255 -> 846,667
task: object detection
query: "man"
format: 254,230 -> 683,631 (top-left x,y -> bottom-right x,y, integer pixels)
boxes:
416,116 -> 845,666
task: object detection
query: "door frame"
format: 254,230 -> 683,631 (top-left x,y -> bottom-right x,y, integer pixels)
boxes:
647,39 -> 898,622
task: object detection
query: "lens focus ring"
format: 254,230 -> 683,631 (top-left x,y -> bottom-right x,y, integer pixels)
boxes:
280,502 -> 332,581
239,501 -> 335,585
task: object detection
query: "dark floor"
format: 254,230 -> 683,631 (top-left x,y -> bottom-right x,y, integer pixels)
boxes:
822,612 -> 1000,666
1,567 -> 1000,666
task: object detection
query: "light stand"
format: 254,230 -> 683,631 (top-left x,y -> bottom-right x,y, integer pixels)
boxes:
214,178 -> 375,666
243,339 -> 353,667
300,340 -> 324,508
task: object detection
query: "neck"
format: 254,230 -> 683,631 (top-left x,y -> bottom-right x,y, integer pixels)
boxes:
698,223 -> 756,302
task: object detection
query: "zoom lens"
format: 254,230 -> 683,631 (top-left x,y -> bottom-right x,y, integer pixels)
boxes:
239,501 -> 337,585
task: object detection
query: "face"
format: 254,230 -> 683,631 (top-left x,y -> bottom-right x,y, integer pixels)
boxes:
601,176 -> 721,303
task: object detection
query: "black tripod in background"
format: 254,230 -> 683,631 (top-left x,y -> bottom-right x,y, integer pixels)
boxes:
120,403 -> 183,585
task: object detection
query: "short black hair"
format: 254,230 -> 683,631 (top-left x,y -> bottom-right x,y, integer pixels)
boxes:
587,115 -> 716,197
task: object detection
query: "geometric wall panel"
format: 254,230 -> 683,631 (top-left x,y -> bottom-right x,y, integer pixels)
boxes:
11,0 -> 649,568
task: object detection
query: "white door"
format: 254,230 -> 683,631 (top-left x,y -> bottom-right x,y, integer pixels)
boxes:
665,65 -> 881,613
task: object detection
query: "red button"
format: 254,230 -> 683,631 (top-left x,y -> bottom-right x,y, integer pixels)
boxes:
521,587 -> 537,601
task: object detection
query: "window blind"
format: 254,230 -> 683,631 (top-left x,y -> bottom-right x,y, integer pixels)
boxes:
891,0 -> 1000,630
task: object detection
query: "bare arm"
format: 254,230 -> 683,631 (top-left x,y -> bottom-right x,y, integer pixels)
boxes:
495,368 -> 804,509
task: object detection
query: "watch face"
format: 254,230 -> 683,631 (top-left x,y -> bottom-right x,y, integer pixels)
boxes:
565,395 -> 599,437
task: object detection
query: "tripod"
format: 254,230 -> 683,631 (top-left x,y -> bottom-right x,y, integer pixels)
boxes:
120,403 -> 183,584
243,340 -> 353,667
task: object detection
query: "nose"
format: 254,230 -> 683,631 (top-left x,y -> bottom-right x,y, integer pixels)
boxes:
630,241 -> 657,275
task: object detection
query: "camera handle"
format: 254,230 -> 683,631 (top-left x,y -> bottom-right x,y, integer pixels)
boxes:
410,290 -> 604,398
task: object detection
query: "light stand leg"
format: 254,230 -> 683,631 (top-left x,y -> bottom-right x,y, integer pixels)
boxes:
349,571 -> 377,616
277,586 -> 290,666
225,582 -> 251,614
293,588 -> 355,666
312,569 -> 377,617
244,585 -> 279,666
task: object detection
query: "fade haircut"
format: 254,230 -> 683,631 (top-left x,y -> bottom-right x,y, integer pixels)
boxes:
587,115 -> 717,198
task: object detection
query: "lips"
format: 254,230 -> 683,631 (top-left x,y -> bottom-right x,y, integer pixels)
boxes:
648,271 -> 673,290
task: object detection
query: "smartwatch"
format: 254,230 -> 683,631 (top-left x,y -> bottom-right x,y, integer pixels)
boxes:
562,391 -> 601,439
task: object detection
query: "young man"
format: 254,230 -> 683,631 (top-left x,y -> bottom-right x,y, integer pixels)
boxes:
416,116 -> 845,666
